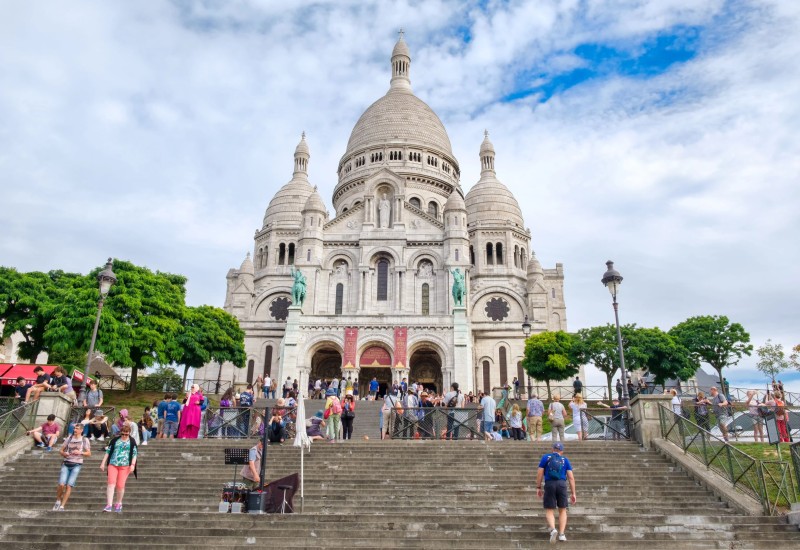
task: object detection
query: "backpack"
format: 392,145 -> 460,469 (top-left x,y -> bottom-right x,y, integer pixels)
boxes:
200,396 -> 209,412
447,392 -> 459,408
545,453 -> 565,481
331,397 -> 342,415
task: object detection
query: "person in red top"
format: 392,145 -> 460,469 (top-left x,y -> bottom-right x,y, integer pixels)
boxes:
774,391 -> 790,443
27,414 -> 60,451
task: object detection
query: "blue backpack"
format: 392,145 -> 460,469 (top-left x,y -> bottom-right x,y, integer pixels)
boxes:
545,453 -> 565,481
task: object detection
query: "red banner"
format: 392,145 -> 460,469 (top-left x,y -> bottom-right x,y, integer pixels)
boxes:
343,327 -> 358,369
360,346 -> 392,367
394,327 -> 407,369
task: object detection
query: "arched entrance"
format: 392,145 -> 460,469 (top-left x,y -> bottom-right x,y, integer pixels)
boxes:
310,348 -> 343,387
409,347 -> 443,394
359,345 -> 392,398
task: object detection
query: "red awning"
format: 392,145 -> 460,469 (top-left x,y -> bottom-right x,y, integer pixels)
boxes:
0,364 -> 57,386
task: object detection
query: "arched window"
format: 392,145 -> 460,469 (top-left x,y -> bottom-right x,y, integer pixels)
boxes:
278,243 -> 286,265
264,346 -> 273,377
470,246 -> 475,266
377,259 -> 389,301
288,243 -> 295,265
306,249 -> 311,262
421,283 -> 429,316
552,288 -> 556,299
335,283 -> 344,315
517,361 -> 525,391
455,249 -> 459,261
514,245 -> 519,268
262,247 -> 268,268
499,347 -> 508,386
409,197 -> 421,209
496,243 -> 503,265
428,201 -> 438,218
247,359 -> 255,384
483,360 -> 491,393
486,243 -> 494,265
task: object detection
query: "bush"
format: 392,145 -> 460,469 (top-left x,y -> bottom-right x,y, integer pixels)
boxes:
139,366 -> 183,392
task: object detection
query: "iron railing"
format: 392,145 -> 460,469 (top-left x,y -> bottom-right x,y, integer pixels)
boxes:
0,397 -> 21,416
658,404 -> 797,514
790,442 -> 800,497
204,406 -> 297,440
93,374 -> 233,394
0,399 -> 40,448
388,407 -> 482,440
64,406 -> 116,436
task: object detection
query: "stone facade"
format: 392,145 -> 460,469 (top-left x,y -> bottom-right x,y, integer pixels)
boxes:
195,36 -> 574,395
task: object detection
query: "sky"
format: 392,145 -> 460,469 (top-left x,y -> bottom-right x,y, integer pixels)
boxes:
1,0 -> 798,391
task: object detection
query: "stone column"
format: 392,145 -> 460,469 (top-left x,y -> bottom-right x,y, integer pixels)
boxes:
629,393 -> 673,450
278,305 -> 303,390
297,366 -> 310,399
452,306 -> 473,392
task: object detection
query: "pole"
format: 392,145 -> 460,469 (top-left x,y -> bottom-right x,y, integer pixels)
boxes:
80,297 -> 105,398
612,299 -> 629,408
215,361 -> 222,395
258,401 -> 269,493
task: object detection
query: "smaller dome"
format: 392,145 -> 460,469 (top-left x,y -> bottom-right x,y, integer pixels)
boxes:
465,179 -> 524,228
263,178 -> 313,228
240,252 -> 254,275
527,252 -> 543,276
392,36 -> 410,58
302,186 -> 326,213
480,130 -> 495,154
444,189 -> 466,211
295,131 -> 309,156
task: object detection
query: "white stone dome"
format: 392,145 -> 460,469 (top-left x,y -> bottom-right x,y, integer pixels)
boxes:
263,177 -> 313,228
302,186 -> 326,213
444,188 -> 466,211
344,91 -> 453,158
527,252 -> 544,276
465,179 -> 524,228
239,252 -> 254,275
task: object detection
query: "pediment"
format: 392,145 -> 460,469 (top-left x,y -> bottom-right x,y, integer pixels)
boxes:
404,204 -> 444,230
233,279 -> 253,295
364,168 -> 404,195
529,280 -> 547,294
323,202 -> 365,232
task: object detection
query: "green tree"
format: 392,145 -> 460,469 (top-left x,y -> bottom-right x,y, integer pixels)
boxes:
140,365 -> 183,392
0,268 -> 80,362
177,305 -> 246,389
669,315 -> 752,389
574,324 -> 623,401
47,348 -> 88,376
521,331 -> 580,399
790,344 -> 800,370
755,339 -> 789,383
625,327 -> 697,388
45,260 -> 187,393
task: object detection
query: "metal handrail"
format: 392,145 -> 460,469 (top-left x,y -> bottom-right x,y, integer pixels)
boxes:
0,399 -> 40,448
658,404 -> 796,514
204,405 -> 297,440
389,407 -> 482,440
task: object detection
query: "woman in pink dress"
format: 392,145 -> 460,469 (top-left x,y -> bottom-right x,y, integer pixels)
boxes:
178,384 -> 203,439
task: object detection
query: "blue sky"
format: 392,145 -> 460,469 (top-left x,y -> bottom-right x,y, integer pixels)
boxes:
1,0 -> 798,391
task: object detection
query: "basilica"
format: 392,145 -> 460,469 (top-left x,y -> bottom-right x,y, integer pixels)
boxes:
200,35 -> 568,397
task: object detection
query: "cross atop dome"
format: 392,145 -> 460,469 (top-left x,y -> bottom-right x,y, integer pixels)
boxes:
398,28 -> 404,40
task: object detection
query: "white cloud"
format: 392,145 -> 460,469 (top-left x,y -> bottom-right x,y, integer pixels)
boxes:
1,0 -> 798,386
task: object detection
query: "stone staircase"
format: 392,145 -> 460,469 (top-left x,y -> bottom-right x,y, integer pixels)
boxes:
1,438 -> 798,548
255,397 -> 386,440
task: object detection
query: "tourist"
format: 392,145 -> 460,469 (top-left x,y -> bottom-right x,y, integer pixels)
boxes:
615,378 -> 623,401
400,378 -> 408,399
402,387 -> 420,438
218,388 -> 236,437
527,393 -> 544,441
324,388 -> 342,442
479,391 -> 496,442
156,395 -> 167,438
709,387 -> 730,442
263,374 -> 272,399
548,395 -> 567,443
597,398 -> 628,439
692,391 -> 711,432
240,439 -> 263,490
774,391 -> 789,443
536,441 -> 577,543
28,366 -> 52,401
238,384 -> 255,437
638,378 -> 648,395
331,376 -> 340,399
100,424 -> 138,513
509,404 -> 524,440
82,379 -> 103,410
418,392 -> 435,438
569,394 -> 588,440
162,393 -> 181,439
53,422 -> 91,511
341,393 -> 356,440
76,408 -> 93,437
745,390 -> 764,442
267,403 -> 287,444
306,411 -> 326,441
627,378 -> 636,399
27,414 -> 60,450
369,377 -> 379,400
443,383 -> 464,440
254,375 -> 264,399
269,377 -> 278,399
382,389 -> 401,439
512,377 -> 520,400
14,376 -> 33,403
292,379 -> 298,394
89,409 -> 110,441
178,384 -> 204,439
353,378 -> 359,399
572,376 -> 582,396
50,367 -> 76,402
148,401 -> 159,439
670,389 -> 682,416
138,407 -> 153,445
283,377 -> 293,398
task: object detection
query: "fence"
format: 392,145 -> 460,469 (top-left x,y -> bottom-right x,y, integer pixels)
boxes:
388,407 -> 482,440
204,406 -> 297,441
0,397 -> 20,416
0,399 -> 39,448
658,404 -> 797,514
94,375 -> 232,395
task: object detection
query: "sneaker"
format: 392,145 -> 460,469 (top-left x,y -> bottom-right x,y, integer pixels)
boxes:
52,501 -> 61,511
103,506 -> 113,512
56,506 -> 65,512
142,441 -> 148,445
89,436 -> 95,441
549,528 -> 558,544
45,447 -> 52,452
114,504 -> 123,513
36,443 -> 45,448
558,533 -> 567,542
98,436 -> 104,441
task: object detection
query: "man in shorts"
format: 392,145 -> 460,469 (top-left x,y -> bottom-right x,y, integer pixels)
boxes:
479,391 -> 496,442
536,442 -> 577,544
162,393 -> 181,438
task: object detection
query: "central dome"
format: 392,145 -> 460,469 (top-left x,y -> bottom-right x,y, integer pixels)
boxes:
344,91 -> 453,158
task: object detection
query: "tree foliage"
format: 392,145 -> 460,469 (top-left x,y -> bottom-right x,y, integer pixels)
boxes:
574,324 -> 624,401
177,305 -> 246,386
669,315 -> 752,388
521,331 -> 580,399
790,344 -> 800,371
755,339 -> 789,382
624,326 -> 697,386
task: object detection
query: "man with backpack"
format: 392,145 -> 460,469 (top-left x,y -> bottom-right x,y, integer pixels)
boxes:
536,442 -> 577,544
443,382 -> 464,440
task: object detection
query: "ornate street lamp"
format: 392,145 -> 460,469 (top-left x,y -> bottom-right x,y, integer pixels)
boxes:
601,260 -> 628,407
80,258 -> 117,398
521,315 -> 532,398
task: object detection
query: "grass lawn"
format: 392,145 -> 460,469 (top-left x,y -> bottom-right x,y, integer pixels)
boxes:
730,442 -> 793,463
101,390 -> 219,421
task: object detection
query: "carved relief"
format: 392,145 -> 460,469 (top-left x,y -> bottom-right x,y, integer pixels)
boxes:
417,260 -> 434,278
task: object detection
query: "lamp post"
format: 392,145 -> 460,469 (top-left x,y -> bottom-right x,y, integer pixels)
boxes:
601,260 -> 628,408
521,315 -> 532,397
80,258 -> 117,398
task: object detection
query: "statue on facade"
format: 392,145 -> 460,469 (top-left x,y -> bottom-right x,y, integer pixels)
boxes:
378,193 -> 391,228
451,268 -> 465,307
290,267 -> 307,306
